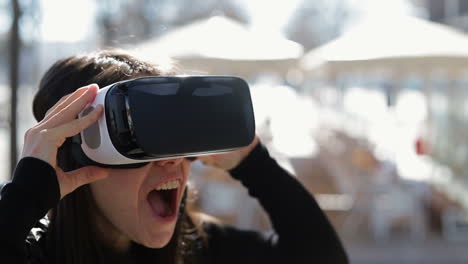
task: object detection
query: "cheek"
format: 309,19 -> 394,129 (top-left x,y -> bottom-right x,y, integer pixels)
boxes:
89,172 -> 144,234
183,161 -> 192,182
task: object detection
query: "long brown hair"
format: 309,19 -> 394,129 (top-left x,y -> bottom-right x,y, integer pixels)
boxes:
33,50 -> 203,264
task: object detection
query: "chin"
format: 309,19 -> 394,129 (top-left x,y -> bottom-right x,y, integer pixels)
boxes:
142,230 -> 175,248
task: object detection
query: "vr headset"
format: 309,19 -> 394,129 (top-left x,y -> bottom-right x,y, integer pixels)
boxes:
71,76 -> 255,169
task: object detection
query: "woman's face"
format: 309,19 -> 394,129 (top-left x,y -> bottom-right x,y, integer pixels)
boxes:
89,158 -> 191,249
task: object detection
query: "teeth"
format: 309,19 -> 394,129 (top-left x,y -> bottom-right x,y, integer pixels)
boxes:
156,180 -> 180,191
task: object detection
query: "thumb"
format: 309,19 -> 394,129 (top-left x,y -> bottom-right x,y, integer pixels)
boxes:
67,166 -> 109,186
197,155 -> 216,166
58,166 -> 109,198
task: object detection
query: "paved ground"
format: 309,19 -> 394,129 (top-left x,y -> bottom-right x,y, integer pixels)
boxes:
344,238 -> 468,264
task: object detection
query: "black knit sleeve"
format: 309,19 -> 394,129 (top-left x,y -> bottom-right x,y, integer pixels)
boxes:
0,157 -> 60,263
203,143 -> 349,264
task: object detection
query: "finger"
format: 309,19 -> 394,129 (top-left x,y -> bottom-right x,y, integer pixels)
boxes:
43,84 -> 96,122
50,104 -> 103,139
41,85 -> 99,129
44,94 -> 72,118
67,166 -> 109,186
44,84 -> 98,126
58,166 -> 109,198
197,155 -> 216,166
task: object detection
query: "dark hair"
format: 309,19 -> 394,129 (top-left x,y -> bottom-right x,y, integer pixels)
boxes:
33,50 -> 203,264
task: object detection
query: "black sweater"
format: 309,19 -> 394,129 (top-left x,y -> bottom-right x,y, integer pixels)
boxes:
0,143 -> 348,263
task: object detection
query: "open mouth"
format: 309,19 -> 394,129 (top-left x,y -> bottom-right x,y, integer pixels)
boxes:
147,180 -> 180,219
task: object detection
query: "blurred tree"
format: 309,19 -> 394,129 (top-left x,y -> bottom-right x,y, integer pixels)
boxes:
97,0 -> 160,46
285,0 -> 350,51
4,0 -> 40,178
0,0 -> 9,83
9,0 -> 20,174
96,0 -> 248,46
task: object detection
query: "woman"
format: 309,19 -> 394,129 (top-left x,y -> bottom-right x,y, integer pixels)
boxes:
0,50 -> 348,263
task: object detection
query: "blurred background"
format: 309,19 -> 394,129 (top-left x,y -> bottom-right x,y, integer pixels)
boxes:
2,0 -> 468,263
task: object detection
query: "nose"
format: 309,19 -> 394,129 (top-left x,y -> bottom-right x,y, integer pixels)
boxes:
154,158 -> 184,167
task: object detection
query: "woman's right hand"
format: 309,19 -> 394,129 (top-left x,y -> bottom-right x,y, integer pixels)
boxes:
20,84 -> 109,199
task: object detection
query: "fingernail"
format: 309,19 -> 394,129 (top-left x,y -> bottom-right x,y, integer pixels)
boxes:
88,83 -> 99,89
85,84 -> 98,94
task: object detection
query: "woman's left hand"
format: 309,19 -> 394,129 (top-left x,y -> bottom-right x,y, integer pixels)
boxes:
198,136 -> 259,171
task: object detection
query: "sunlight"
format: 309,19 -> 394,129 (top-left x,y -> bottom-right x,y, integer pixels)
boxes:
395,90 -> 428,124
343,86 -> 387,123
40,0 -> 96,42
251,83 -> 319,158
